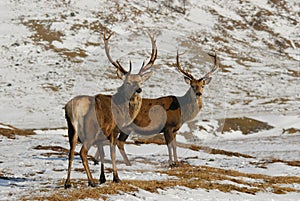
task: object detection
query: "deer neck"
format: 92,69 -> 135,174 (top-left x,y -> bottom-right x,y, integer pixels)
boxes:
112,90 -> 142,129
179,87 -> 203,123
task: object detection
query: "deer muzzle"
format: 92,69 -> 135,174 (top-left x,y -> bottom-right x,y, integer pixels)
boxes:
136,88 -> 142,94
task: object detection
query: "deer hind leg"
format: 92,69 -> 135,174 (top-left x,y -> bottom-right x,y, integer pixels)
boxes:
171,134 -> 179,166
97,143 -> 106,184
80,145 -> 96,187
65,120 -> 77,189
110,134 -> 120,183
94,148 -> 100,165
117,132 -> 131,166
164,130 -> 178,167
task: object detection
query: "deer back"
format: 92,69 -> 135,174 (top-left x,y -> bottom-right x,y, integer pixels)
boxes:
127,96 -> 182,134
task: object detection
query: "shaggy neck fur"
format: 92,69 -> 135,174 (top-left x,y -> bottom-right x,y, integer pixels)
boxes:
112,91 -> 142,129
179,87 -> 203,123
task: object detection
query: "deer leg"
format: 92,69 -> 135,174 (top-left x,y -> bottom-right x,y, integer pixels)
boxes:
117,133 -> 131,166
167,143 -> 174,167
64,133 -> 77,189
94,148 -> 100,165
80,145 -> 96,187
171,135 -> 179,166
98,144 -> 106,184
164,130 -> 174,166
110,135 -> 120,183
165,130 -> 179,167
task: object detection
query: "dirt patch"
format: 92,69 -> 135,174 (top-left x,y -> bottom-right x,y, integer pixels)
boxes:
33,145 -> 99,164
287,69 -> 300,77
0,123 -> 35,139
21,19 -> 89,63
282,127 -> 300,134
262,98 -> 291,105
131,134 -> 254,159
251,159 -> 300,168
218,117 -> 274,134
33,145 -> 69,153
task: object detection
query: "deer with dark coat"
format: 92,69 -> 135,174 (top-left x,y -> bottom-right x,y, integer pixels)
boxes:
113,52 -> 219,167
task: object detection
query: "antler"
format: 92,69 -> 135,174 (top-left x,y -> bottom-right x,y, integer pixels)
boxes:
138,32 -> 157,75
176,50 -> 195,80
103,31 -> 131,75
204,52 -> 219,78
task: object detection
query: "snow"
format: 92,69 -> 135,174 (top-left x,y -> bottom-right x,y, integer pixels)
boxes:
0,0 -> 300,200
109,187 -> 300,201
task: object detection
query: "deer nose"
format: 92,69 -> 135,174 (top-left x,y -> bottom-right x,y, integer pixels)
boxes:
136,88 -> 142,93
196,92 -> 202,96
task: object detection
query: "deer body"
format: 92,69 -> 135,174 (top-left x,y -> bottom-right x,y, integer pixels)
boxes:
64,32 -> 157,188
124,91 -> 202,135
117,53 -> 219,166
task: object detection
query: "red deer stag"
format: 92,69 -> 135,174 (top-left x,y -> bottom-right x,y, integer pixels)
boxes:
114,52 -> 219,167
64,31 -> 157,188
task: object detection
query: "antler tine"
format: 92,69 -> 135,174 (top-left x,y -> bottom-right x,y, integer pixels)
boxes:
204,52 -> 219,78
103,31 -> 128,75
140,60 -> 145,69
138,31 -> 157,75
176,50 -> 195,80
129,60 -> 132,73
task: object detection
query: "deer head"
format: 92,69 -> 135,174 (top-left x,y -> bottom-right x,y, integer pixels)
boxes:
104,31 -> 157,101
176,51 -> 219,99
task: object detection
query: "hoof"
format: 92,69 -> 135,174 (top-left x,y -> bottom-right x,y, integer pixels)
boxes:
100,176 -> 106,184
113,177 -> 121,183
64,183 -> 71,189
125,161 -> 132,166
169,162 -> 179,168
88,181 -> 96,187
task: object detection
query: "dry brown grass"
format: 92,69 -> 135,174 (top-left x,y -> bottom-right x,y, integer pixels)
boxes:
282,128 -> 300,134
21,19 -> 89,63
24,162 -> 300,201
219,117 -> 274,134
0,123 -> 35,139
33,145 -> 100,164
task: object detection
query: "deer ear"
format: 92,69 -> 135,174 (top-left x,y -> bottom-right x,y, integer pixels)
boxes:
117,69 -> 126,80
184,76 -> 191,84
141,71 -> 152,82
203,77 -> 212,85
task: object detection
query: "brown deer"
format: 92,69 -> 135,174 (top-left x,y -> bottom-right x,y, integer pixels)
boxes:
114,51 -> 219,167
64,31 -> 157,188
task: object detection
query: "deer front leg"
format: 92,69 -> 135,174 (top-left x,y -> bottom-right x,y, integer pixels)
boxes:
117,132 -> 131,166
110,135 -> 121,183
80,145 -> 96,187
164,130 -> 178,167
166,142 -> 174,166
94,148 -> 100,165
171,137 -> 179,166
